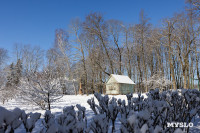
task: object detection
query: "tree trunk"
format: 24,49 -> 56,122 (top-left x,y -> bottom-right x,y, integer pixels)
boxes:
79,81 -> 82,95
167,21 -> 176,90
72,80 -> 77,95
47,93 -> 51,110
183,69 -> 187,89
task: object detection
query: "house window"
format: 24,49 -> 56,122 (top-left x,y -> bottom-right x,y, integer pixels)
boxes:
109,86 -> 115,91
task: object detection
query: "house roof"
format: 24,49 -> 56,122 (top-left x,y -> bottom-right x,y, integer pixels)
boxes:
108,74 -> 135,84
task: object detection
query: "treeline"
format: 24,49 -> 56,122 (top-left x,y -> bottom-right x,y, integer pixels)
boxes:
0,0 -> 199,96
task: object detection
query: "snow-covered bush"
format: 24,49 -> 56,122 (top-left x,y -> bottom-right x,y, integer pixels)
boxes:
88,89 -> 199,133
23,112 -> 41,132
87,92 -> 119,132
0,107 -> 22,132
41,104 -> 88,133
119,89 -> 200,133
0,106 -> 41,133
41,110 -> 58,133
90,114 -> 109,133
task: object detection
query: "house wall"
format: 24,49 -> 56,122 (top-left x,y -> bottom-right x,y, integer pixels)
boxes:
106,83 -> 119,94
119,84 -> 134,94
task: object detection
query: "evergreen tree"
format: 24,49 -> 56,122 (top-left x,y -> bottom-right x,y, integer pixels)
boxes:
6,59 -> 23,87
14,59 -> 23,85
6,63 -> 15,87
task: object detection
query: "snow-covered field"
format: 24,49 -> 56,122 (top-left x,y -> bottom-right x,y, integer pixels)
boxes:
0,94 -> 127,115
0,94 -> 200,133
0,94 -> 128,132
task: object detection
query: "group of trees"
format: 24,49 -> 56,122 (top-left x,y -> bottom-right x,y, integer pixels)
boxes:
62,0 -> 199,93
0,0 -> 199,99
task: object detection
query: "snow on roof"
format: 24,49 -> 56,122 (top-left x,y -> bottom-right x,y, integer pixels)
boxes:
110,74 -> 135,84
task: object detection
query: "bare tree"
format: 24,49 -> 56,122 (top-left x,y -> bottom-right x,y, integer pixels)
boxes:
19,67 -> 62,110
0,48 -> 8,67
162,18 -> 177,90
186,0 -> 200,15
121,24 -> 133,78
107,19 -> 123,75
69,18 -> 89,94
83,12 -> 113,75
134,10 -> 151,92
13,44 -> 44,73
0,48 -> 8,93
55,29 -> 78,95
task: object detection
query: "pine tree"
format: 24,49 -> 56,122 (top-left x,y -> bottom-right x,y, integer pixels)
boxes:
6,63 -> 15,87
6,59 -> 23,87
14,59 -> 23,85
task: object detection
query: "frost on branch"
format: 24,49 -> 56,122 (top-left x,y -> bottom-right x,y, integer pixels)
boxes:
143,73 -> 172,91
19,68 -> 63,110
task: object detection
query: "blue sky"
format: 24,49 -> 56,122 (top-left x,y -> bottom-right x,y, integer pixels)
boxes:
0,0 -> 185,53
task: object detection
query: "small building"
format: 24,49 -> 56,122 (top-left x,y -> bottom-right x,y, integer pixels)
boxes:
106,74 -> 135,95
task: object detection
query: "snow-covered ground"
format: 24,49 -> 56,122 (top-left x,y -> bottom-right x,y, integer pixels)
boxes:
0,94 -> 200,133
0,94 -> 127,115
0,94 -> 135,132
